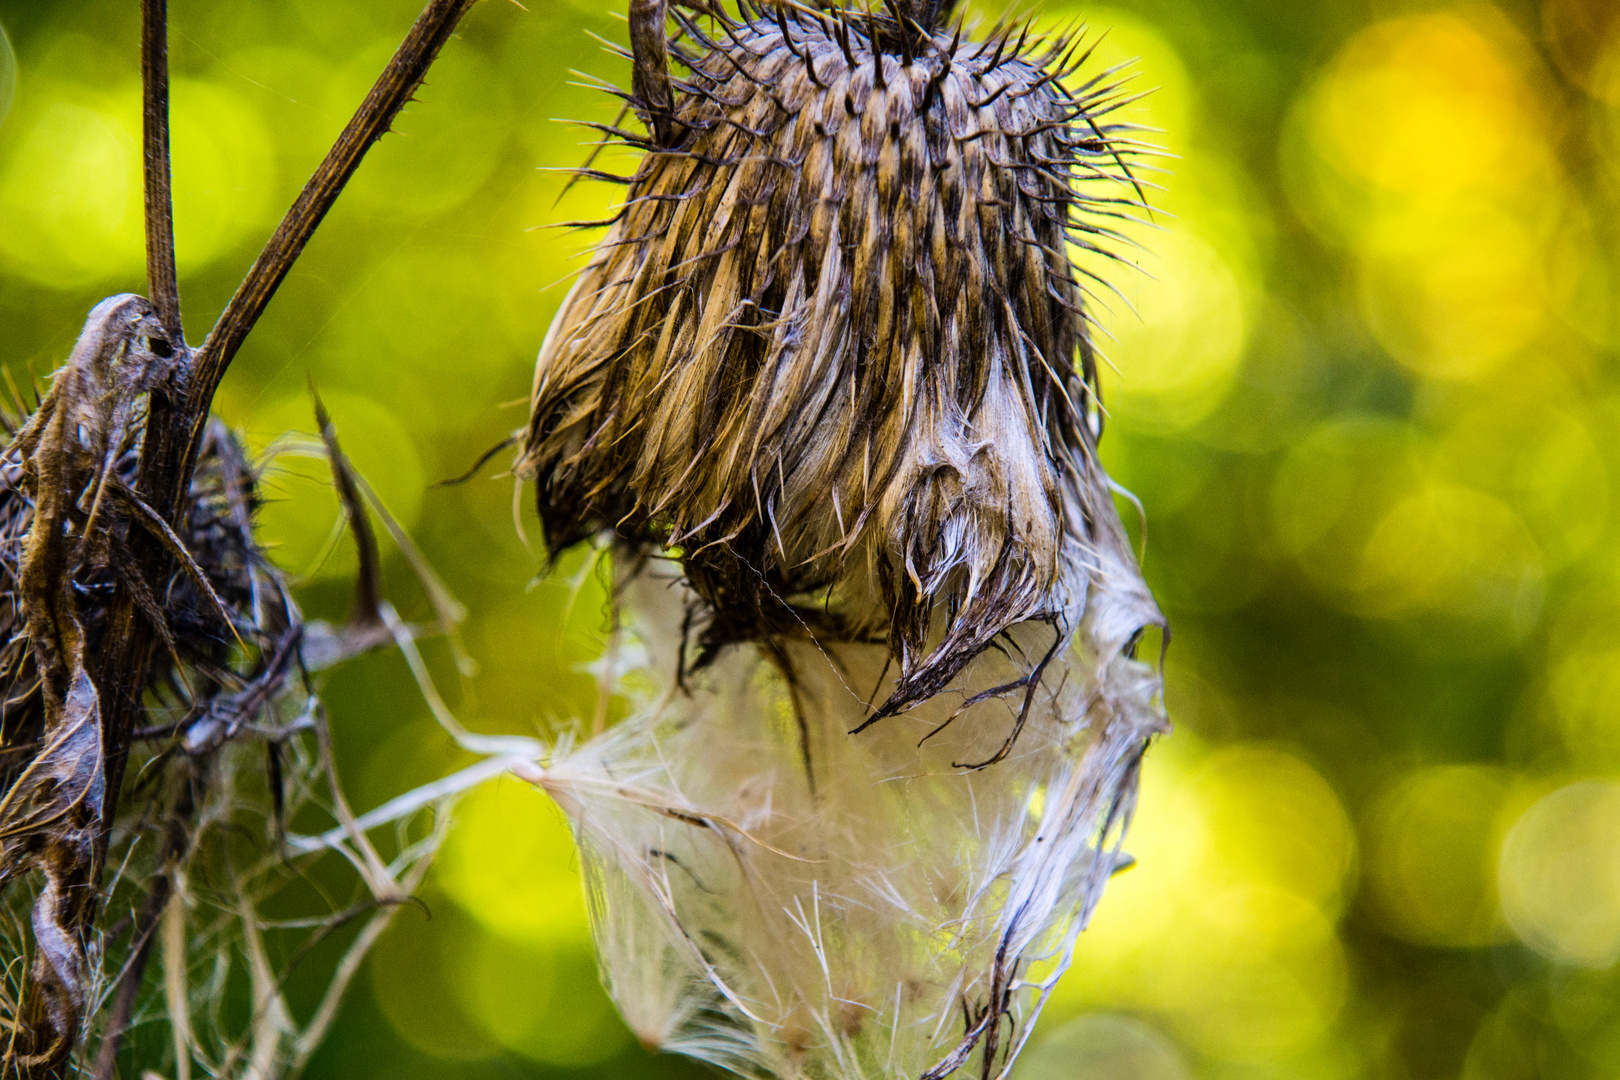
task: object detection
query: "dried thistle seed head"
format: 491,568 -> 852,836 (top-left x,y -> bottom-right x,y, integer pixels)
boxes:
0,407 -> 266,795
0,299 -> 260,773
520,0 -> 1154,716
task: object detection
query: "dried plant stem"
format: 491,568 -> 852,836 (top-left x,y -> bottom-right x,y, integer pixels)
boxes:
100,0 -> 481,845
90,776 -> 196,1080
181,0 -> 480,458
288,824 -> 444,1074
161,890 -> 191,1080
140,0 -> 180,337
0,1 -> 483,1073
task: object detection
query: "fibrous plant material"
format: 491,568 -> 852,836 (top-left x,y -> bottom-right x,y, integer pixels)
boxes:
0,296 -> 195,1073
520,1 -> 1168,1077
0,302 -> 457,1079
0,1 -> 486,1074
534,556 -> 1164,1080
520,0 -> 1154,717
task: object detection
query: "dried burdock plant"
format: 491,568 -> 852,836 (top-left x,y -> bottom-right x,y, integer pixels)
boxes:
0,1 -> 485,1076
519,0 -> 1170,1077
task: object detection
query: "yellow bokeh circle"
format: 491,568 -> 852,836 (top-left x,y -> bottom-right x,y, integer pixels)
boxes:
1355,204 -> 1547,382
1353,482 -> 1543,638
1499,780 -> 1620,967
1105,228 -> 1252,432
437,775 -> 592,946
0,89 -> 143,288
1310,14 -> 1544,199
0,78 -> 274,288
1361,766 -> 1512,948
1058,742 -> 1353,1063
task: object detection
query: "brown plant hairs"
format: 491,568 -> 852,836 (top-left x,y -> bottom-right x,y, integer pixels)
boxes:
518,0 -> 1155,724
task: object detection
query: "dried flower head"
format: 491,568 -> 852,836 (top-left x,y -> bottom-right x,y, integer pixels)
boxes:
0,296 -> 281,1070
0,299 -> 462,1075
521,2 -> 1170,1078
0,321 -> 260,803
519,0 -> 1155,717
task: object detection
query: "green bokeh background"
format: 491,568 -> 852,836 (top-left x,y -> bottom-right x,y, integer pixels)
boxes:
4,0 -> 1620,1076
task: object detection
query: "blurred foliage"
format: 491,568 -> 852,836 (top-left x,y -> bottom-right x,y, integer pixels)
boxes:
2,0 -> 1620,1076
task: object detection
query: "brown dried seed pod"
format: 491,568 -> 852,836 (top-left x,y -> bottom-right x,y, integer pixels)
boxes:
0,297 -> 289,1069
520,0 -> 1155,719
0,392 -> 268,800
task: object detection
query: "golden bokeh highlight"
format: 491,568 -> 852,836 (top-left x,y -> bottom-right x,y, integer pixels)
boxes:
1353,483 -> 1543,639
0,86 -> 144,287
1500,781 -> 1620,967
1354,203 -> 1547,382
437,777 -> 593,947
1055,741 -> 1353,1064
1286,11 -> 1587,387
1311,15 -> 1545,200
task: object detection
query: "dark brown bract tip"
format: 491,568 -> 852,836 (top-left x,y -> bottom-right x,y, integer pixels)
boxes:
521,0 -> 1156,719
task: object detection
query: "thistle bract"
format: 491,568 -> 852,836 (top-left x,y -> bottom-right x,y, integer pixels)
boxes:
521,1 -> 1167,1076
521,0 -> 1154,709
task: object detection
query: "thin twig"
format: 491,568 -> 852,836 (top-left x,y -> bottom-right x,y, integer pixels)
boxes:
90,772 -> 197,1080
180,0 -> 481,463
290,817 -> 445,1074
94,0 -> 482,896
312,390 -> 383,627
140,0 -> 181,337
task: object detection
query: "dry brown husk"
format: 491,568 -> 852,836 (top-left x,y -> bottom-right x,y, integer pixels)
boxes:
519,0 -> 1157,722
0,298 -> 454,1078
